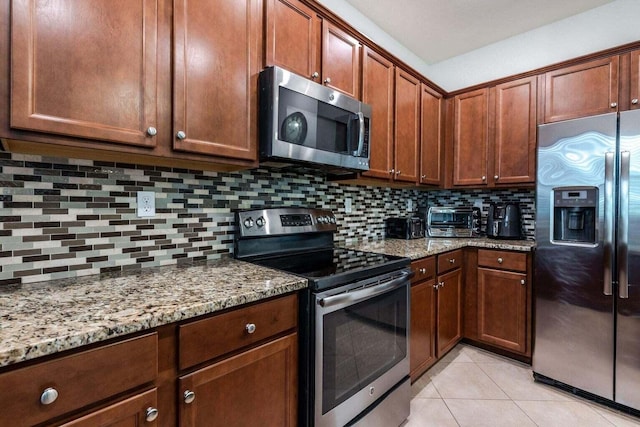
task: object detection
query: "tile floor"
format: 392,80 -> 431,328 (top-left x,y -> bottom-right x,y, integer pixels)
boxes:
406,343 -> 640,426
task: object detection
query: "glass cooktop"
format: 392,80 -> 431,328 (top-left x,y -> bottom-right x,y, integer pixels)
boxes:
251,247 -> 410,290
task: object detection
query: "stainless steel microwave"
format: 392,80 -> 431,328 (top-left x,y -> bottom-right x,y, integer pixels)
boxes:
259,66 -> 371,172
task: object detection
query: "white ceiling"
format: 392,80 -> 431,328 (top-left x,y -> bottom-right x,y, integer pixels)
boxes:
343,0 -> 615,64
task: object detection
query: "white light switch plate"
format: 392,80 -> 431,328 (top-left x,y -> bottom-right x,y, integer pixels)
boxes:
137,191 -> 155,217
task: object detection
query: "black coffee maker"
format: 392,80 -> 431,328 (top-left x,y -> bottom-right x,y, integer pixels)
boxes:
486,203 -> 522,239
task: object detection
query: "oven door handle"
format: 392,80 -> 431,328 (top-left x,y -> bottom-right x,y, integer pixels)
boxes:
318,271 -> 411,308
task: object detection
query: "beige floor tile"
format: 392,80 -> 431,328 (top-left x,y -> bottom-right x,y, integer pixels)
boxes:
413,379 -> 441,399
438,346 -> 475,364
430,362 -> 508,400
404,398 -> 459,427
477,362 -> 575,401
515,400 -> 614,426
592,405 -> 640,426
445,399 -> 536,427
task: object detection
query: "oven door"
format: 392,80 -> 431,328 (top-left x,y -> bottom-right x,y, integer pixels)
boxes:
314,270 -> 410,427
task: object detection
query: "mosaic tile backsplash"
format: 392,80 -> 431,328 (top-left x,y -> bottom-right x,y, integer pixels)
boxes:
0,151 -> 534,286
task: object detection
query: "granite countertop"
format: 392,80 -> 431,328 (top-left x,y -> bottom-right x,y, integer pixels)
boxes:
0,258 -> 307,368
347,237 -> 535,260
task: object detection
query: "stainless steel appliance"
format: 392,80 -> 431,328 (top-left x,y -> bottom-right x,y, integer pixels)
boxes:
425,206 -> 481,238
385,217 -> 425,239
234,208 -> 411,427
486,203 -> 522,239
259,66 -> 372,172
534,110 -> 640,414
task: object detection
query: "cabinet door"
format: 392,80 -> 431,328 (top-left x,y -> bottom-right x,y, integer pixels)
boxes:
543,56 -> 619,123
410,280 -> 437,381
394,68 -> 421,183
419,84 -> 443,186
321,21 -> 360,99
436,268 -> 462,356
453,88 -> 489,186
631,50 -> 640,110
492,76 -> 537,185
361,47 -> 394,180
179,334 -> 297,427
61,389 -> 157,427
173,0 -> 260,161
477,268 -> 527,353
265,0 -> 320,80
10,0 -> 159,147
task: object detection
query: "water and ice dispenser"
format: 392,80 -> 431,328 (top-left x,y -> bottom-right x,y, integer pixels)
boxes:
552,187 -> 597,245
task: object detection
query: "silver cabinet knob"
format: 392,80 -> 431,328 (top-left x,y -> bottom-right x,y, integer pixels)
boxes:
176,130 -> 186,140
311,72 -> 319,79
146,127 -> 157,136
40,387 -> 58,405
389,169 -> 395,175
520,279 -> 526,286
184,390 -> 196,404
497,257 -> 503,264
245,323 -> 256,334
324,77 -> 331,84
421,175 -> 426,180
449,258 -> 455,264
481,175 -> 486,181
632,98 -> 639,105
440,281 -> 445,288
433,284 -> 439,289
611,102 -> 618,108
145,407 -> 159,422
419,268 -> 426,274
494,175 -> 499,180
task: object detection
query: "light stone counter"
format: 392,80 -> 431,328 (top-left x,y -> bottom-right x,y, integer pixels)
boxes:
0,258 -> 307,368
347,237 -> 535,260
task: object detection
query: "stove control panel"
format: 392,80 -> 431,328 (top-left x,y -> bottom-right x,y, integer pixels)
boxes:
236,208 -> 337,238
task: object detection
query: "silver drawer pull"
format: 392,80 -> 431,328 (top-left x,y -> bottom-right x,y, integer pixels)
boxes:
40,387 -> 58,405
145,407 -> 159,422
449,258 -> 455,264
184,390 -> 196,404
245,323 -> 256,334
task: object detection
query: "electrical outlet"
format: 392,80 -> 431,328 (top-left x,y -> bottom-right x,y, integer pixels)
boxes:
407,199 -> 414,212
137,191 -> 155,217
345,197 -> 352,214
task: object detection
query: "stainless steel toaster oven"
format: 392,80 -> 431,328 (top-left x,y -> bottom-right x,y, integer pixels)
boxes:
425,207 -> 481,238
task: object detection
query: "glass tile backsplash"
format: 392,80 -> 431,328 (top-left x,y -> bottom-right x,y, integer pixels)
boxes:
0,151 -> 534,286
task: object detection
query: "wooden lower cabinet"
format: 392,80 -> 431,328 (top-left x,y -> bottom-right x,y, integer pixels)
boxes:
436,268 -> 462,356
178,333 -> 298,427
477,268 -> 527,353
61,389 -> 158,427
410,257 -> 437,381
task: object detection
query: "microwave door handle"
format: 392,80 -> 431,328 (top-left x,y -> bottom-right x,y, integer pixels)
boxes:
353,112 -> 365,156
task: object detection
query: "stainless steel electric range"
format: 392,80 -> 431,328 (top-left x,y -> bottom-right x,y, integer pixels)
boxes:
235,207 -> 411,427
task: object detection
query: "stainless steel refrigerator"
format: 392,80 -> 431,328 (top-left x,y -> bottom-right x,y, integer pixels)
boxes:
534,109 -> 640,411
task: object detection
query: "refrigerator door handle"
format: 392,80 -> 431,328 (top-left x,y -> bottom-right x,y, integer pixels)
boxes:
604,151 -> 615,296
619,151 -> 630,299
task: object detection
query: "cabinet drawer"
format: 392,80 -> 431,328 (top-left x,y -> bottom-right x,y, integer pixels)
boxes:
411,256 -> 436,284
179,293 -> 298,370
478,249 -> 527,272
437,249 -> 462,274
0,333 -> 158,427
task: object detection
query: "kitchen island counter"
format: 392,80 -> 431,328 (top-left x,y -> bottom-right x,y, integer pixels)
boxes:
347,237 -> 534,259
0,258 -> 307,368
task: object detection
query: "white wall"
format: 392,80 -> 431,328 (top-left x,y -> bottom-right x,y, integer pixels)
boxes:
317,0 -> 640,92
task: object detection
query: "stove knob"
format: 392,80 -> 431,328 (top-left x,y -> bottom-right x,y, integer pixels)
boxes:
329,217 -> 336,224
255,216 -> 265,227
243,217 -> 254,228
317,216 -> 326,224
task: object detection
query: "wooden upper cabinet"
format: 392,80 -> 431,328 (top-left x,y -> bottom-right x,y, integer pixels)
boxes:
173,0 -> 260,161
543,56 -> 619,123
420,84 -> 443,186
394,68 -> 421,183
321,21 -> 361,99
265,0 -> 320,80
10,0 -> 159,147
361,47 -> 394,180
453,88 -> 489,186
631,50 -> 640,110
491,76 -> 537,185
